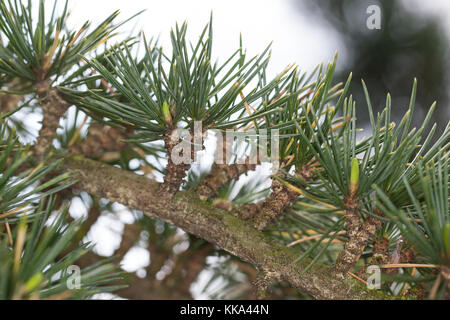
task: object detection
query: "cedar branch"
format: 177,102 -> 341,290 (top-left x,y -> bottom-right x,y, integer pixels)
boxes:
60,155 -> 403,300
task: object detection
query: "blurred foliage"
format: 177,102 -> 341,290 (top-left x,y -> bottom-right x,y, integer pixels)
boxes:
296,0 -> 449,136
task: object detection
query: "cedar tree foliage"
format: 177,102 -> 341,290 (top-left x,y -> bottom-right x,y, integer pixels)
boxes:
0,0 -> 448,300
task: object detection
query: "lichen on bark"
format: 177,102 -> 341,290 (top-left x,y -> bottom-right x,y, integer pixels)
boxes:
60,156 -> 404,300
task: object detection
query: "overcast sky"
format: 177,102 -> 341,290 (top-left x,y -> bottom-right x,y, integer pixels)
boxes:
29,0 -> 449,78
52,0 -> 344,76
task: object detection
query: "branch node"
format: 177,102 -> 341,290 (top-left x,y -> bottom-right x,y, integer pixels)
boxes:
160,129 -> 193,195
252,172 -> 298,231
34,82 -> 70,159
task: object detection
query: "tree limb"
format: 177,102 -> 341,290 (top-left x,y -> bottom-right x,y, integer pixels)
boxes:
60,155 -> 403,300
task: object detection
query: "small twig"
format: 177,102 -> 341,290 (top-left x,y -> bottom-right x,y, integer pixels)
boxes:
287,231 -> 346,247
379,263 -> 439,269
42,30 -> 61,74
0,205 -> 27,219
101,78 -> 116,95
241,88 -> 287,131
269,89 -> 287,105
331,115 -> 350,132
68,114 -> 89,148
5,218 -> 13,246
348,271 -> 367,285
277,178 -> 337,210
60,26 -> 87,60
298,89 -> 314,103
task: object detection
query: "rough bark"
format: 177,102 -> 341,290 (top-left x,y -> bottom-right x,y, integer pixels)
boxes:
196,161 -> 256,200
34,82 -> 70,159
60,155 -> 401,300
196,133 -> 256,200
334,200 -> 382,276
0,92 -> 23,114
159,131 -> 191,195
371,236 -> 391,265
70,123 -> 128,157
333,218 -> 378,276
240,171 -> 298,230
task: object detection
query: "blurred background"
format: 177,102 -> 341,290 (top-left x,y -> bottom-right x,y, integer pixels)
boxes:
23,0 -> 450,299
63,0 -> 450,136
